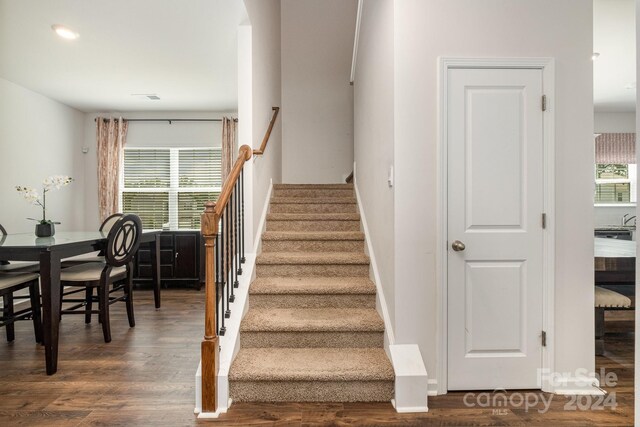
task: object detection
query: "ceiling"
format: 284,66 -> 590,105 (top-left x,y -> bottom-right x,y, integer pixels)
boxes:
594,0 -> 636,113
0,0 -> 247,112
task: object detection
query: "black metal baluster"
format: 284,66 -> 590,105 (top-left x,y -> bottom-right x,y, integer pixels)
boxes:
240,170 -> 245,265
219,211 -> 226,335
214,234 -> 221,336
229,193 -> 236,301
225,203 -> 232,315
234,181 -> 240,287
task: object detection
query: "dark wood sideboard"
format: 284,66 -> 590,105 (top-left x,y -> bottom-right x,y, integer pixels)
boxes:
134,231 -> 203,290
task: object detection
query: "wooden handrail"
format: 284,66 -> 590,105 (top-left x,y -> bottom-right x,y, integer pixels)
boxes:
200,143 -> 253,413
214,145 -> 253,218
345,171 -> 353,183
253,107 -> 280,155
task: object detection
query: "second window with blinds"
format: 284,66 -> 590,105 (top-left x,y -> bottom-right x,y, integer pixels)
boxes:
120,148 -> 222,229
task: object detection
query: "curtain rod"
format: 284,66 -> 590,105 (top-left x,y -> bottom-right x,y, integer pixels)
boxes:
94,118 -> 237,124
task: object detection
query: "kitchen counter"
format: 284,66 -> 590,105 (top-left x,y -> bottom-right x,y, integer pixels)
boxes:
594,225 -> 636,231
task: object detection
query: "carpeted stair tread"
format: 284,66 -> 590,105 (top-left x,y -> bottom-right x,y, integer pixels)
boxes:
270,197 -> 357,204
262,231 -> 365,241
257,252 -> 369,265
274,184 -> 354,190
241,308 -> 384,332
229,348 -> 393,382
267,213 -> 360,221
250,277 -> 376,295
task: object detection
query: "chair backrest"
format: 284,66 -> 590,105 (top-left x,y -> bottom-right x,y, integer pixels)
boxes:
100,213 -> 124,233
105,214 -> 142,267
0,224 -> 7,264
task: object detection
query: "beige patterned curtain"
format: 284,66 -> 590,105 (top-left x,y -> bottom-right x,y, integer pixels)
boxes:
595,133 -> 636,164
221,117 -> 237,182
96,117 -> 128,222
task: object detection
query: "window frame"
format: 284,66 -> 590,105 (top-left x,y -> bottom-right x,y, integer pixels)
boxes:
119,146 -> 222,230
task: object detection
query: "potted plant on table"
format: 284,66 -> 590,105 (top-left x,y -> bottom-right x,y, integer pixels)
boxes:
16,175 -> 73,237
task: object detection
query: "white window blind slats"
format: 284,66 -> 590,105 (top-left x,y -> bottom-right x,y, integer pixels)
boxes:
124,150 -> 171,188
122,192 -> 170,229
179,149 -> 222,188
177,191 -> 220,229
121,147 -> 222,229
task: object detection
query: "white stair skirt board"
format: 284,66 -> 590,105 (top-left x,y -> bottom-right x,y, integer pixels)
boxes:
355,165 -> 427,413
194,362 -> 230,418
389,344 -> 429,413
194,182 -> 272,416
353,169 -> 395,347
194,253 -> 256,417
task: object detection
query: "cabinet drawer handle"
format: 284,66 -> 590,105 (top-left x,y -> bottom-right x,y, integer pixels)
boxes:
175,252 -> 179,260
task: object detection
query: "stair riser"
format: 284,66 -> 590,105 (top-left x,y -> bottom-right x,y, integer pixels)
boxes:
266,220 -> 360,232
241,331 -> 383,348
230,381 -> 394,402
272,189 -> 355,198
262,240 -> 364,252
256,264 -> 369,277
270,203 -> 358,213
249,294 -> 376,309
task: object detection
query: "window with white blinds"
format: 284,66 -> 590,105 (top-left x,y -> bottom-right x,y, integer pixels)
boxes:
121,148 -> 221,229
594,163 -> 637,205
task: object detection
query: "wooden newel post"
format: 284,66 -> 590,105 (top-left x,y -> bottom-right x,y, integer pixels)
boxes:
201,201 -> 219,413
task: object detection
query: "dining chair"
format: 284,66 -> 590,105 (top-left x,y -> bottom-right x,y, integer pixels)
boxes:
0,272 -> 43,343
0,224 -> 41,273
59,214 -> 142,342
62,213 -> 125,266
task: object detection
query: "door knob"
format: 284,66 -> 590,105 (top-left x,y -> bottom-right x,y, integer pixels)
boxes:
451,240 -> 466,252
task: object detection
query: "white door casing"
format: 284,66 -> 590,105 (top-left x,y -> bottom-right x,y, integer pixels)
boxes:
446,67 -> 545,390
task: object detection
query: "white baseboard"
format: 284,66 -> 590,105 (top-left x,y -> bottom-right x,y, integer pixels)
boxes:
427,379 -> 439,396
392,403 -> 429,413
547,376 -> 605,395
194,181 -> 272,414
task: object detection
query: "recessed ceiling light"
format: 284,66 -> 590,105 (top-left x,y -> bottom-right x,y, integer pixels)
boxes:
51,24 -> 79,40
591,52 -> 600,61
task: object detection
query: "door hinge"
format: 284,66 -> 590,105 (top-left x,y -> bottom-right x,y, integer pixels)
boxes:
541,330 -> 547,347
541,213 -> 547,229
542,95 -> 547,112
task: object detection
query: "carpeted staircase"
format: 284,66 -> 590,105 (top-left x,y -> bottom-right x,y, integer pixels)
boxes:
229,183 -> 394,402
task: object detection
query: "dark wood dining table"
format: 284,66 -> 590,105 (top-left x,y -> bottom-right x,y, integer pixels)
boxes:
0,230 -> 161,374
594,237 -> 635,285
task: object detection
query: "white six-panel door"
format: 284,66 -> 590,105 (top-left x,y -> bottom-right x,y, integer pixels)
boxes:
447,67 -> 544,390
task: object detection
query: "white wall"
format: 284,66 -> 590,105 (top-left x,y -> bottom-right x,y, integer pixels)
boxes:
595,206 -> 636,226
0,77 -> 84,233
355,0 -> 595,392
244,0 -> 283,244
281,0 -> 357,183
81,111 -> 233,230
595,112 -> 636,132
354,0 -> 396,330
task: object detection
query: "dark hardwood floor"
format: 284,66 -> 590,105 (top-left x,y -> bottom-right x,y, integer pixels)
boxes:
0,288 -> 634,426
